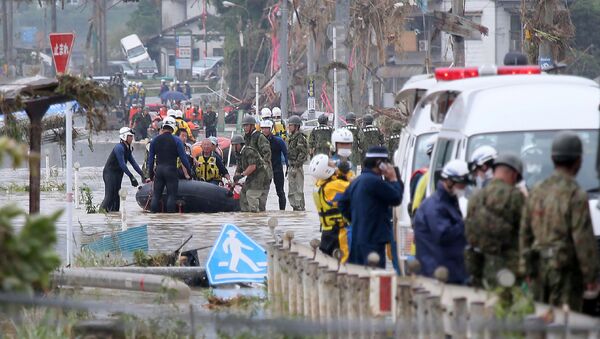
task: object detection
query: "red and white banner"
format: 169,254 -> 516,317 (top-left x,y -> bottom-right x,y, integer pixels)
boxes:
49,33 -> 75,74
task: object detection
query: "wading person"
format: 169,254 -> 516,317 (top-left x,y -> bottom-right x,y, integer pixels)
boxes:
231,135 -> 268,213
100,127 -> 144,212
242,115 -> 272,211
262,120 -> 288,210
286,115 -> 309,211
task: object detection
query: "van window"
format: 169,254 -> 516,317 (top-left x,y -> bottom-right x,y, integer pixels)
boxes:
412,132 -> 436,172
431,138 -> 456,187
467,130 -> 599,193
127,45 -> 146,59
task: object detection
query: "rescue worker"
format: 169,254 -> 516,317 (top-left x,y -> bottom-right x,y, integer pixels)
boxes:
147,116 -> 192,213
242,115 -> 272,211
176,129 -> 196,180
358,113 -> 384,162
100,127 -> 144,212
409,135 -> 437,215
520,132 -> 600,311
231,135 -> 268,212
469,145 -> 498,189
330,128 -> 355,179
260,107 -> 272,121
413,159 -> 470,284
271,106 -> 287,140
173,109 -> 196,143
344,112 -> 361,172
175,80 -> 183,93
160,79 -> 169,104
127,83 -> 136,107
286,115 -> 309,211
465,153 -> 525,288
184,80 -> 192,99
130,106 -> 152,141
196,138 -> 230,185
138,82 -> 146,107
308,114 -> 333,156
262,119 -> 288,210
309,154 -> 351,262
387,121 -> 403,160
132,82 -> 139,105
339,146 -> 403,268
204,105 -> 218,138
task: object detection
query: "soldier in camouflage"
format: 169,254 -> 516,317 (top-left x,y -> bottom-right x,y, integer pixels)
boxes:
344,112 -> 361,171
231,135 -> 268,213
286,115 -> 309,211
242,114 -> 272,211
358,114 -> 384,162
465,153 -> 525,288
387,121 -> 403,161
308,114 -> 333,156
520,132 -> 600,311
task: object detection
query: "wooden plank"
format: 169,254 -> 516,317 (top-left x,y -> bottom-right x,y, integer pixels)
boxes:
433,11 -> 489,37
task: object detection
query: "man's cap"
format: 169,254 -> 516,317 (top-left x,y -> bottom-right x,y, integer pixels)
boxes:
365,146 -> 389,160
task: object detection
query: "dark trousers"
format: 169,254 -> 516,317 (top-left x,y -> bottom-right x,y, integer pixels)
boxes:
205,126 -> 217,138
348,242 -> 386,268
100,168 -> 124,212
151,165 -> 179,213
273,168 -> 286,210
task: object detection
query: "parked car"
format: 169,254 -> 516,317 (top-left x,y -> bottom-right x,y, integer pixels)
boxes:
108,60 -> 136,77
192,57 -> 223,80
134,59 -> 159,79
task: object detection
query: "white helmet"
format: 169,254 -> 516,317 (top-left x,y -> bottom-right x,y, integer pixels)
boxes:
469,145 -> 498,170
308,154 -> 335,180
174,110 -> 184,119
162,116 -> 177,130
331,128 -> 353,151
169,81 -> 174,86
138,82 -> 143,87
161,79 -> 165,83
441,159 -> 471,184
260,120 -> 274,129
176,80 -> 180,84
260,107 -> 272,118
184,80 -> 188,85
167,109 -> 176,117
425,135 -> 437,155
272,107 -> 281,118
119,126 -> 134,141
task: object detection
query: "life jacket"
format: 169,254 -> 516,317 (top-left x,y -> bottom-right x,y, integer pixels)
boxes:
273,121 -> 287,140
313,177 -> 348,231
196,155 -> 221,181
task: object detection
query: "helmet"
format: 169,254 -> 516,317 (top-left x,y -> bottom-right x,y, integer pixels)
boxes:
209,136 -> 218,146
184,80 -> 188,85
425,135 -> 437,155
287,115 -> 302,126
441,159 -> 471,184
363,114 -> 374,125
161,79 -> 165,83
167,109 -> 176,117
503,52 -> 528,66
346,112 -> 356,123
162,116 -> 177,130
318,114 -> 328,125
552,131 -> 582,160
231,135 -> 245,145
138,82 -> 143,87
260,120 -> 274,129
260,107 -> 272,118
119,127 -> 135,141
174,110 -> 184,119
308,154 -> 335,180
272,107 -> 281,118
176,80 -> 180,84
391,121 -> 403,133
242,115 -> 257,125
494,153 -> 524,178
469,145 -> 498,171
331,128 -> 353,151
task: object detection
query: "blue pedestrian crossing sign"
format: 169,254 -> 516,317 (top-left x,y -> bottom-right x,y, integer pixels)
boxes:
206,224 -> 268,285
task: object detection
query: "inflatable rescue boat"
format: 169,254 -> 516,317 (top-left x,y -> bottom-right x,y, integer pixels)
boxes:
135,180 -> 240,213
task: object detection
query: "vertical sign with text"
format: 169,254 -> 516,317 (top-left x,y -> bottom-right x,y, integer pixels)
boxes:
49,33 -> 75,74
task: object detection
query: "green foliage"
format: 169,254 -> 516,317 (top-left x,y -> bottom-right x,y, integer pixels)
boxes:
0,204 -> 62,293
80,184 -> 99,214
133,249 -> 176,267
73,247 -> 128,268
126,0 -> 161,40
571,0 -> 600,50
493,285 -> 535,337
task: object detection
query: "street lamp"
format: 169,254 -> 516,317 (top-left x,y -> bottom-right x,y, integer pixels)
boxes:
223,1 -> 249,15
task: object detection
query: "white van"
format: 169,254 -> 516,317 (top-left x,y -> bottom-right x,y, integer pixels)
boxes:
426,69 -> 600,238
120,34 -> 150,65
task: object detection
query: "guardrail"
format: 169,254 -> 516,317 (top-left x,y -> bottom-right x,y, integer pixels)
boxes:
267,232 -> 600,337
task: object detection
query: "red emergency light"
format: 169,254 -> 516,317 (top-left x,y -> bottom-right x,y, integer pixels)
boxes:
435,67 -> 479,81
435,65 -> 542,81
496,65 -> 542,75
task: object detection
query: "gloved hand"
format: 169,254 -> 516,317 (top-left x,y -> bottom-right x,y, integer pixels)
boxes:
130,176 -> 139,187
233,174 -> 244,183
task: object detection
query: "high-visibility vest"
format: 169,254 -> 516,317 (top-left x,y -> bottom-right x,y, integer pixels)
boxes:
312,177 -> 349,231
196,156 -> 220,181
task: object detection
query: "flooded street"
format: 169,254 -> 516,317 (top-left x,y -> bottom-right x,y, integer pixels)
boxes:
0,137 -> 321,264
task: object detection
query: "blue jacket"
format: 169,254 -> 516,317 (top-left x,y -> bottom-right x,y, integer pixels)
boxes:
413,182 -> 467,284
339,168 -> 403,245
267,134 -> 288,170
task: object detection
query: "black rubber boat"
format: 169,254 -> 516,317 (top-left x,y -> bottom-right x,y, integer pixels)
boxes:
135,180 -> 240,213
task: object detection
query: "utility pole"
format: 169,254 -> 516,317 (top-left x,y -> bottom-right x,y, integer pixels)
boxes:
451,0 -> 465,66
334,0 -> 350,118
2,0 -> 8,65
93,0 -> 107,75
7,0 -> 13,64
537,0 -> 554,67
279,0 -> 289,119
50,0 -> 57,33
306,21 -> 316,120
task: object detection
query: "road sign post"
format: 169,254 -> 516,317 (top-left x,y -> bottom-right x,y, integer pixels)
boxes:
49,33 -> 75,74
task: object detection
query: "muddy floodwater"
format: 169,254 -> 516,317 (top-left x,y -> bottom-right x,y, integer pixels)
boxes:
0,135 -> 321,264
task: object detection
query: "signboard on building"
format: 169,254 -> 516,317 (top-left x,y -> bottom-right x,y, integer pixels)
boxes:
175,30 -> 192,70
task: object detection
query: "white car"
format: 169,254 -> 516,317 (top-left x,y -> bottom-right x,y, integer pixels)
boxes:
192,57 -> 223,80
120,34 -> 150,65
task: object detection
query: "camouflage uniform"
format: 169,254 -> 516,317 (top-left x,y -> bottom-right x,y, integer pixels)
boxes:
344,123 -> 361,169
465,178 -> 525,288
236,145 -> 268,212
520,170 -> 600,311
358,125 -> 384,162
245,130 -> 272,211
387,133 -> 401,161
287,130 -> 309,211
308,124 -> 333,156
